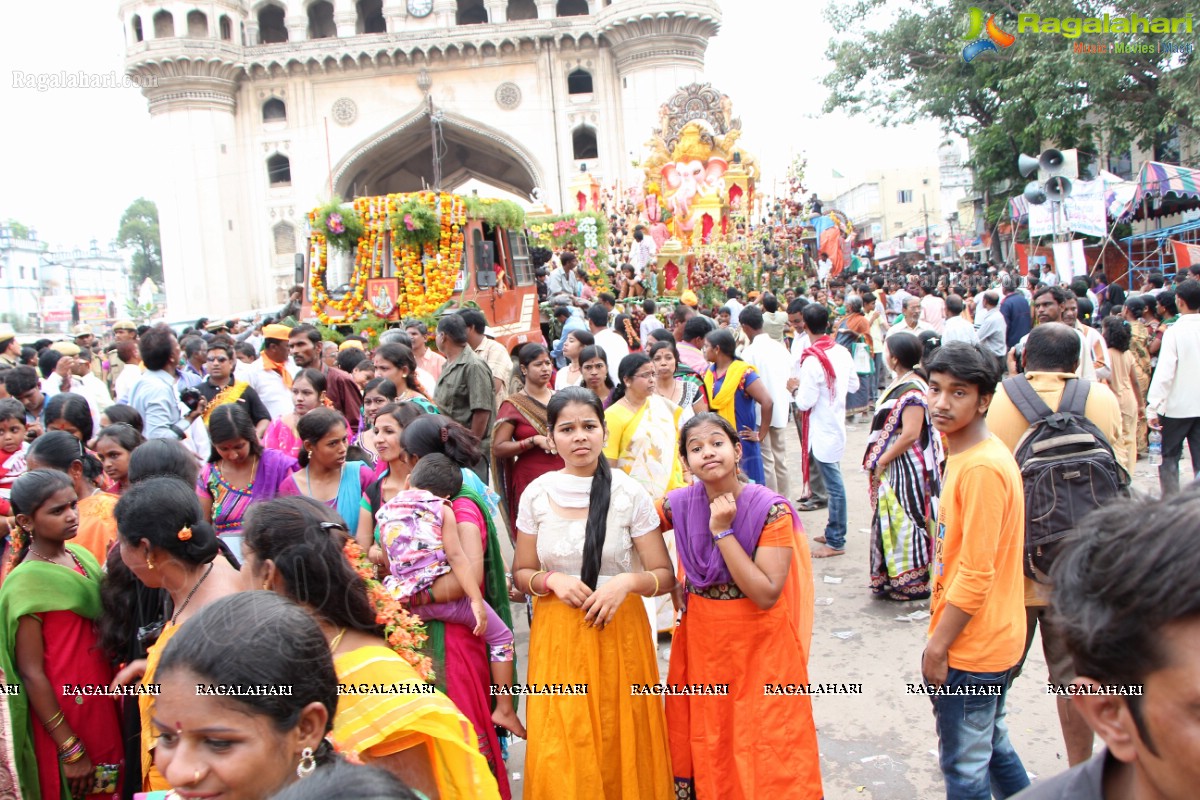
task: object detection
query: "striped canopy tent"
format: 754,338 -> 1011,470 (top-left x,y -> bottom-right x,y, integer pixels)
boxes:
1116,161 -> 1200,221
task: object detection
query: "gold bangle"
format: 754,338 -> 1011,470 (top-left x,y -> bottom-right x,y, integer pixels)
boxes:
528,570 -> 549,597
43,711 -> 65,733
646,571 -> 660,597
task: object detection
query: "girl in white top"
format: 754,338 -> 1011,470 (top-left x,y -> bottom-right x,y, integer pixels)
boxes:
512,385 -> 675,799
553,329 -> 593,390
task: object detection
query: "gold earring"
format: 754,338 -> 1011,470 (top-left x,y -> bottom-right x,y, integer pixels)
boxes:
193,769 -> 201,784
147,557 -> 154,570
262,580 -> 270,590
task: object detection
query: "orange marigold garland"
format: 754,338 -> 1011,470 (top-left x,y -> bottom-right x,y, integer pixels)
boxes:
310,192 -> 468,324
343,538 -> 434,682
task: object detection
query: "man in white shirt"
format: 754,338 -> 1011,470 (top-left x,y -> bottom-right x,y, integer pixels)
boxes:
788,303 -> 858,558
941,294 -> 979,346
787,297 -> 827,507
39,342 -> 102,430
113,340 -> 143,404
1008,286 -> 1097,381
588,303 -> 629,379
817,255 -> 833,285
628,227 -> 656,277
1146,280 -> 1200,496
739,305 -> 794,498
639,298 -> 664,345
547,251 -> 583,297
460,308 -> 513,407
887,279 -> 912,317
724,287 -> 745,325
244,323 -> 296,419
887,297 -> 935,338
974,291 -> 1008,371
71,348 -> 114,412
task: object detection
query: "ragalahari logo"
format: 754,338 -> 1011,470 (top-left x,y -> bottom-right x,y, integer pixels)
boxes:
962,8 -> 1016,62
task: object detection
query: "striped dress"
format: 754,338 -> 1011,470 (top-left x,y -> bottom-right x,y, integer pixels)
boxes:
862,378 -> 944,600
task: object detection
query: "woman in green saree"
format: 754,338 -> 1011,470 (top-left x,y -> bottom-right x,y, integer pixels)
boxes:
0,470 -> 123,799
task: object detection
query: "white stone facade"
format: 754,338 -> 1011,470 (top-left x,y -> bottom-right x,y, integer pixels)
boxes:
119,0 -> 722,318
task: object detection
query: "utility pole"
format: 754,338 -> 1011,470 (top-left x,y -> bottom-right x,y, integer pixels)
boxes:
922,194 -> 932,260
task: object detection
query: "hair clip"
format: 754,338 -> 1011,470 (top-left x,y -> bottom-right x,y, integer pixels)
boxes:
177,527 -> 193,542
440,426 -> 450,443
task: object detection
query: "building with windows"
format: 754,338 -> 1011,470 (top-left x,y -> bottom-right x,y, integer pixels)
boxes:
826,166 -> 943,245
0,226 -> 47,330
0,228 -> 131,332
119,0 -> 723,318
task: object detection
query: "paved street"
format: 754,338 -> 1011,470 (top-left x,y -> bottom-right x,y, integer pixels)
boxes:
496,415 -> 1164,799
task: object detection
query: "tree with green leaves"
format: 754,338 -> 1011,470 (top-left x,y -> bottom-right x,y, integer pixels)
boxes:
822,0 -> 1199,234
117,197 -> 163,285
4,219 -> 31,239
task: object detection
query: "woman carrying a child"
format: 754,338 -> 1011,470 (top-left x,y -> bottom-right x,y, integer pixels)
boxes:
398,414 -> 517,799
241,496 -> 501,800
375,453 -> 524,737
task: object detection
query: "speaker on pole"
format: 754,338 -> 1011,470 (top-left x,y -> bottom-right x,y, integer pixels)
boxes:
1018,153 -> 1040,178
1039,149 -> 1065,173
1045,176 -> 1072,202
1023,181 -> 1047,205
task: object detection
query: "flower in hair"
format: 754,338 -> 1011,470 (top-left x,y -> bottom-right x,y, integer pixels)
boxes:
178,527 -> 193,542
440,425 -> 450,443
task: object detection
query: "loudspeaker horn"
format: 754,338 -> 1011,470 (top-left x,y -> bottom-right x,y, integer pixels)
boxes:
1045,176 -> 1072,202
1038,148 -> 1078,181
1039,149 -> 1065,172
1018,153 -> 1040,178
1023,181 -> 1047,205
294,252 -> 306,285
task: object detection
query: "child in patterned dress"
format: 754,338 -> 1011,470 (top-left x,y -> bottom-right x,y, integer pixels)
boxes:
376,453 -> 525,737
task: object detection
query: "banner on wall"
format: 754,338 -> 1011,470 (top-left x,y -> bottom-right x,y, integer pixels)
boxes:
1026,178 -> 1108,239
41,295 -> 73,324
75,294 -> 107,322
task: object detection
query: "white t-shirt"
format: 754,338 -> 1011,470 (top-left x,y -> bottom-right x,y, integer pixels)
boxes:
793,341 -> 859,463
741,333 -> 793,428
592,328 -> 630,380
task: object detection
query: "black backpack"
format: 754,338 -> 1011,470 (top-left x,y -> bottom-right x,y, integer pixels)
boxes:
1005,376 -> 1129,583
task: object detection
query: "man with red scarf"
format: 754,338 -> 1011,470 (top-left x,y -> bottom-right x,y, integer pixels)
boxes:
787,304 -> 858,558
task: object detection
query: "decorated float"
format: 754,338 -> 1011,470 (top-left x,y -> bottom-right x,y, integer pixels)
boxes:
525,168 -> 613,293
302,192 -> 544,351
634,83 -> 760,299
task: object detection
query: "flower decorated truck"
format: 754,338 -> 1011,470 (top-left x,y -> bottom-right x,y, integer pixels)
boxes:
301,191 -> 543,352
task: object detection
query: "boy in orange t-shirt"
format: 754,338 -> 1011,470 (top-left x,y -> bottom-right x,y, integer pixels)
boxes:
923,342 -> 1030,799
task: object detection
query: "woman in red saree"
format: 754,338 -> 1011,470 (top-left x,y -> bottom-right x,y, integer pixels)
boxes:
492,345 -> 563,535
663,413 -> 822,800
402,416 -> 516,799
0,470 -> 123,799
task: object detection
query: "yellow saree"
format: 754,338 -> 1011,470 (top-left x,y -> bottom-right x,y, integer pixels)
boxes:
332,645 -> 500,800
703,359 -> 752,431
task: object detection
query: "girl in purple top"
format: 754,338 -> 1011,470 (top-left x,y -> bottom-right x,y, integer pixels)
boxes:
197,403 -> 297,563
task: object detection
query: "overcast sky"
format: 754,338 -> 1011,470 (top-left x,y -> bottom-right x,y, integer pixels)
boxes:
0,1 -> 944,250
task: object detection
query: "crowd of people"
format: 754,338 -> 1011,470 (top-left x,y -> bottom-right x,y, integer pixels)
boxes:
0,250 -> 1196,799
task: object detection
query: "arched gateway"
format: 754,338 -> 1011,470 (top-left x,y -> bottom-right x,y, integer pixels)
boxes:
333,108 -> 544,200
